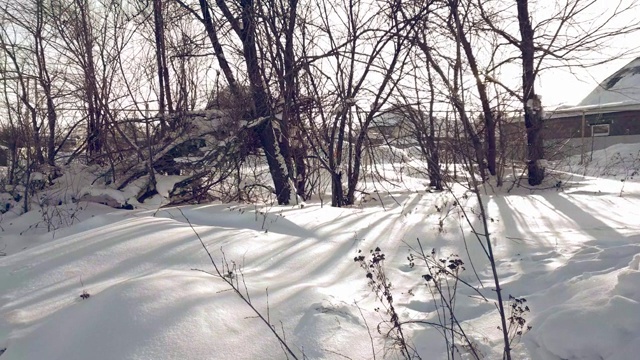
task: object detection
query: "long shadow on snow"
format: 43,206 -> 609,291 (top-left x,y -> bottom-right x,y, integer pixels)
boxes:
491,195 -> 558,250
540,193 -> 626,241
0,219 -> 224,321
239,211 -> 401,288
156,204 -> 319,239
488,192 -> 640,303
2,272 -> 279,360
500,240 -> 640,313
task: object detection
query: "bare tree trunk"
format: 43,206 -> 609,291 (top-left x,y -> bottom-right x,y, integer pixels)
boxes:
153,0 -> 173,120
35,0 -> 57,166
191,0 -> 240,97
215,0 -> 294,205
516,0 -> 545,186
257,0 -> 303,200
0,31 -> 45,165
425,61 -> 443,190
1,73 -> 21,184
281,0 -> 304,198
29,78 -> 45,165
448,0 -> 496,176
76,0 -> 103,161
416,38 -> 485,179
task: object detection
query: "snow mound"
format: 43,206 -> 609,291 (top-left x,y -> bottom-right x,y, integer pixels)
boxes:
533,296 -> 640,360
528,251 -> 640,360
1,270 -> 242,360
79,186 -> 127,207
2,168 -> 640,359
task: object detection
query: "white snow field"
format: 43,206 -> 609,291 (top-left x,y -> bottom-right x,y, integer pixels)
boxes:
1,145 -> 640,360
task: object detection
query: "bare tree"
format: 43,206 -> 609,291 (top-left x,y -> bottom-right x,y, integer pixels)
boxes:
175,0 -> 296,205
0,22 -> 46,167
153,0 -> 174,119
516,0 -> 545,186
298,0 -> 416,206
478,0 -> 640,185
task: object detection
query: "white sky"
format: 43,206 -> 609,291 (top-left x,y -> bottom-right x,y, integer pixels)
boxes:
532,0 -> 640,108
538,56 -> 638,108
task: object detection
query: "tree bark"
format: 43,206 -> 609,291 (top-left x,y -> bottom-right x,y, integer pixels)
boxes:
153,0 -> 173,119
516,0 -> 545,186
35,0 -> 57,166
215,0 -> 294,205
76,0 -> 103,161
425,62 -> 443,190
449,0 -> 496,176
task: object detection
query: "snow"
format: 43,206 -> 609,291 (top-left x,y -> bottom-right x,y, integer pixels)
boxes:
78,186 -> 127,207
155,175 -> 188,199
1,144 -> 640,359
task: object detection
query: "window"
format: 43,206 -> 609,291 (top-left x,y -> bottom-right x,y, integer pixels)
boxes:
591,124 -> 610,137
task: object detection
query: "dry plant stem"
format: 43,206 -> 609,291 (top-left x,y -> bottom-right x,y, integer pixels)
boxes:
279,321 -> 291,360
467,179 -> 511,359
440,159 -> 511,358
354,300 -> 377,360
177,207 -> 299,360
441,185 -> 490,260
323,348 -> 354,359
415,241 -> 481,360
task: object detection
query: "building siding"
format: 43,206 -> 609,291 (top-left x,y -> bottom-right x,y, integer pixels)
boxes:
545,110 -> 640,139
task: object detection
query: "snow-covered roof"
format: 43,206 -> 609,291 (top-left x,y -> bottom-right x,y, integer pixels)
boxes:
579,57 -> 640,106
372,112 -> 405,127
548,101 -> 640,118
549,57 -> 640,118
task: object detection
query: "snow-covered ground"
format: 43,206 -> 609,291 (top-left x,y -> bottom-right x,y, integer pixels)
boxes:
1,145 -> 640,359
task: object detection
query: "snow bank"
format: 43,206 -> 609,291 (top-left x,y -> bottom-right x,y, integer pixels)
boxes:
2,158 -> 640,359
78,186 -> 127,207
2,271 -> 232,360
528,252 -> 640,360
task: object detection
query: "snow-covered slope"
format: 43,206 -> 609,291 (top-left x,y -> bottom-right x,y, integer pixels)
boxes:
1,145 -> 640,359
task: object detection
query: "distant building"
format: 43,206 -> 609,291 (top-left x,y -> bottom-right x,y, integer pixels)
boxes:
545,57 -> 640,158
369,110 -> 411,146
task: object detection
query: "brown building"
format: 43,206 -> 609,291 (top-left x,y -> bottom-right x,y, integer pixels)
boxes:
545,57 -> 640,159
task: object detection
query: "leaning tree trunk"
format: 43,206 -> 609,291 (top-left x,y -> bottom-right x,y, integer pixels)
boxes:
256,119 -> 294,205
77,0 -> 103,161
450,0 -> 496,176
196,0 -> 240,97
226,0 -> 294,205
517,0 -> 545,186
153,0 -> 173,119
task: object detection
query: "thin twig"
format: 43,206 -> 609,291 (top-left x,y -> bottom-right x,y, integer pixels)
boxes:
354,300 -> 377,360
177,207 -> 299,359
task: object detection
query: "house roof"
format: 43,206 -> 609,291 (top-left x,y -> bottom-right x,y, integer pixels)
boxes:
372,112 -> 405,127
578,57 -> 640,106
549,57 -> 640,118
549,101 -> 640,118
